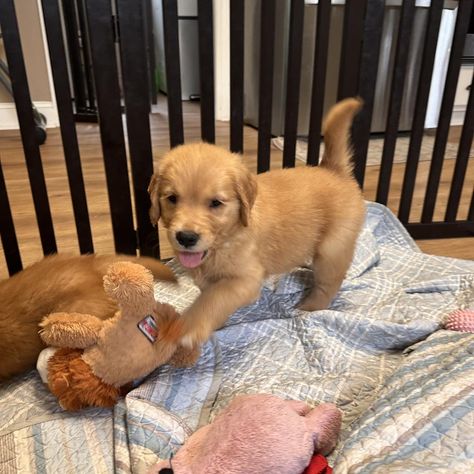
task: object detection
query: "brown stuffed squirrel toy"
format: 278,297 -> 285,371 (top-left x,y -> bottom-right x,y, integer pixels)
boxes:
36,261 -> 199,411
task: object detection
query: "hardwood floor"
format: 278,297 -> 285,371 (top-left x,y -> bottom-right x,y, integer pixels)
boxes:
0,98 -> 472,279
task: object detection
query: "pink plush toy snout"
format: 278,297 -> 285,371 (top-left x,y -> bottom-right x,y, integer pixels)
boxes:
445,309 -> 474,333
150,394 -> 342,474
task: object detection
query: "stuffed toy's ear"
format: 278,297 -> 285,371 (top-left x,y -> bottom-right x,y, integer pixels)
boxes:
148,173 -> 161,225
306,403 -> 342,455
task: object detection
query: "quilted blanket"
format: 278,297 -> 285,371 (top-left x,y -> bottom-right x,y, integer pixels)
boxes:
0,203 -> 473,473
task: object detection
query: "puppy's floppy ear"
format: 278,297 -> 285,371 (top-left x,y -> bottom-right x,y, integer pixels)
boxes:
234,163 -> 257,227
147,173 -> 161,225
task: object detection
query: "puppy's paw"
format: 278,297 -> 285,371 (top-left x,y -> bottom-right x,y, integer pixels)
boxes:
298,293 -> 331,312
180,327 -> 212,348
180,333 -> 196,349
169,345 -> 201,368
298,301 -> 319,312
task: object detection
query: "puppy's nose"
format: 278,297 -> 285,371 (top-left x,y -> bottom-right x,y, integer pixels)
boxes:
176,231 -> 200,248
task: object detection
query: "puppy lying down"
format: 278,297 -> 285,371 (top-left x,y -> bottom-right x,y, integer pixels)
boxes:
149,98 -> 365,348
0,254 -> 174,382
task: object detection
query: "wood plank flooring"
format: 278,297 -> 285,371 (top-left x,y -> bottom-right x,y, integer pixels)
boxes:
0,98 -> 472,279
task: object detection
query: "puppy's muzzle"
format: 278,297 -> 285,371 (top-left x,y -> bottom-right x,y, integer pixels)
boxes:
176,231 -> 200,249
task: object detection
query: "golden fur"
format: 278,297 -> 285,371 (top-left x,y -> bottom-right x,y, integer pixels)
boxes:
39,262 -> 199,410
148,98 -> 366,348
0,254 -> 175,382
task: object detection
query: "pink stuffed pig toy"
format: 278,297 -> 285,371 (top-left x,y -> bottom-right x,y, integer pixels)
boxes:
150,393 -> 342,474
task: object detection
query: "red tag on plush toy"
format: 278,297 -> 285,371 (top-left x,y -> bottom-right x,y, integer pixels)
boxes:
137,315 -> 158,342
303,454 -> 333,474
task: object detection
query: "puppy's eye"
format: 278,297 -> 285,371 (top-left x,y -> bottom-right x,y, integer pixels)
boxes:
167,195 -> 178,204
210,199 -> 223,208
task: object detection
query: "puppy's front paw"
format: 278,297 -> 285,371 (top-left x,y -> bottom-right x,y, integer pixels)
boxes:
169,345 -> 201,367
180,333 -> 197,349
298,292 -> 331,312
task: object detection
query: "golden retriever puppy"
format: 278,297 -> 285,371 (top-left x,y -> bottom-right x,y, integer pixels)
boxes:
148,98 -> 365,348
0,254 -> 175,382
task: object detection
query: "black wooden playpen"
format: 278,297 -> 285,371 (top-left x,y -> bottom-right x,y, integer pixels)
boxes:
0,0 -> 473,277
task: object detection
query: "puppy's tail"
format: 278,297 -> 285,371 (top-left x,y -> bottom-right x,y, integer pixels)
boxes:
129,256 -> 176,282
320,97 -> 363,177
95,255 -> 176,282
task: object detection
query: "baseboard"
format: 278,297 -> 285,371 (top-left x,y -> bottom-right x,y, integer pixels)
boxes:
0,101 -> 59,130
0,99 -> 465,130
451,106 -> 466,127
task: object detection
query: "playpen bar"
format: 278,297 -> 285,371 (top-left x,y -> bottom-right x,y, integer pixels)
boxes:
198,0 -> 215,144
445,71 -> 474,222
116,0 -> 158,258
306,0 -> 330,167
162,0 -> 184,148
337,0 -> 366,101
0,0 -> 57,256
0,160 -> 22,275
41,0 -> 94,255
75,0 -> 96,109
143,0 -> 158,106
406,221 -> 474,239
351,0 -> 386,187
61,0 -> 87,111
398,0 -> 443,224
84,0 -> 136,255
257,0 -> 276,173
282,0 -> 304,169
376,0 -> 416,205
422,0 -> 474,224
230,0 -> 244,154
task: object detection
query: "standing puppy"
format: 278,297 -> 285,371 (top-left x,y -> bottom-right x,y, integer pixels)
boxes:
149,98 -> 365,348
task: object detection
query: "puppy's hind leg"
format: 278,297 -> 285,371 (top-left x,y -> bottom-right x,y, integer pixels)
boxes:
299,229 -> 358,312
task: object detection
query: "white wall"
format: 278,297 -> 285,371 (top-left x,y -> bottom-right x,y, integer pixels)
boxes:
213,0 -> 231,121
0,0 -> 59,130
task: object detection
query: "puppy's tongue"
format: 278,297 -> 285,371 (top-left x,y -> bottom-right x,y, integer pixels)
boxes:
178,251 -> 204,268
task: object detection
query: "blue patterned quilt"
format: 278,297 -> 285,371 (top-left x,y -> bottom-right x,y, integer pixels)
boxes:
1,203 -> 473,473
